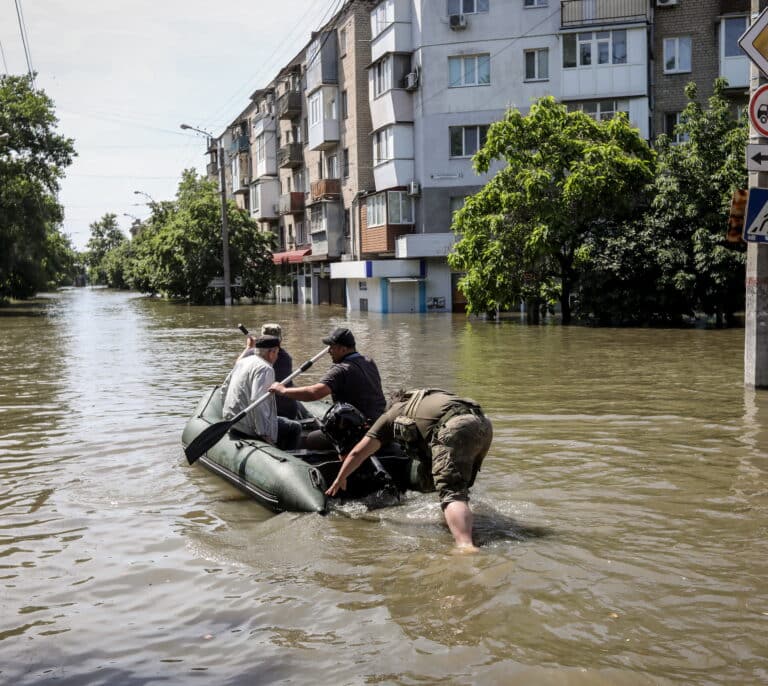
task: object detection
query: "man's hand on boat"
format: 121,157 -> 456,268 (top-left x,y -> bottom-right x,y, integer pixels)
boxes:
325,436 -> 382,497
269,382 -> 287,396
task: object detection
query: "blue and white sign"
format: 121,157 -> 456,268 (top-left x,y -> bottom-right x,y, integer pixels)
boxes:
744,187 -> 768,242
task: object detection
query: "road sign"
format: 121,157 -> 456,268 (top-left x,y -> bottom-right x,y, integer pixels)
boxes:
749,85 -> 768,137
747,144 -> 768,172
739,7 -> 768,78
744,187 -> 768,242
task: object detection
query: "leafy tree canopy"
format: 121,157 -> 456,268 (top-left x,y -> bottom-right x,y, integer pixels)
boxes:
448,96 -> 656,322
0,74 -> 77,300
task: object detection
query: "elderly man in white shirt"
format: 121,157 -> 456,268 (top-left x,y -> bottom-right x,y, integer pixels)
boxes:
221,335 -> 302,449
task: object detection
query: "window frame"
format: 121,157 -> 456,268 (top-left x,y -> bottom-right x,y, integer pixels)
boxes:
447,0 -> 489,15
563,30 -> 627,69
448,53 -> 491,87
449,124 -> 489,158
663,36 -> 692,74
387,191 -> 414,225
524,48 -> 549,81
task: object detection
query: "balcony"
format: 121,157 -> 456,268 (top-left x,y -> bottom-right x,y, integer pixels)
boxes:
362,224 -> 412,255
560,0 -> 649,28
278,192 -> 305,215
310,178 -> 341,201
206,161 -> 218,178
233,176 -> 250,195
277,91 -> 302,119
230,134 -> 249,153
279,142 -> 303,168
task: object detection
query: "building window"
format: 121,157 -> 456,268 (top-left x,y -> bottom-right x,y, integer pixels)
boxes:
563,30 -> 626,68
255,133 -> 266,163
371,0 -> 394,38
327,154 -> 338,179
447,0 -> 489,14
568,99 -> 630,122
344,209 -> 351,237
250,186 -> 260,214
373,127 -> 393,165
309,92 -> 321,125
665,112 -> 690,144
373,56 -> 392,97
366,192 -> 387,226
342,148 -> 349,178
388,191 -> 413,224
664,36 -> 692,74
359,281 -> 367,291
524,48 -> 549,81
341,90 -> 348,119
450,196 -> 465,216
448,54 -> 491,87
339,27 -> 347,56
523,0 -> 547,6
296,221 -> 306,245
723,16 -> 747,58
310,205 -> 324,234
449,124 -> 489,157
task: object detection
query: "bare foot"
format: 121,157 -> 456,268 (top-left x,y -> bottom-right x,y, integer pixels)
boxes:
453,542 -> 480,554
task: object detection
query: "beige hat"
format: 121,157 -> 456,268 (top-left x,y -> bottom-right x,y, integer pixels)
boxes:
261,323 -> 282,340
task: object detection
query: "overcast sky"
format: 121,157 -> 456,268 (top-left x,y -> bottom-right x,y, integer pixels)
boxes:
0,0 -> 333,250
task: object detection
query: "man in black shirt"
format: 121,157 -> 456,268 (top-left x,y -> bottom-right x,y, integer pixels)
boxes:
268,327 -> 386,448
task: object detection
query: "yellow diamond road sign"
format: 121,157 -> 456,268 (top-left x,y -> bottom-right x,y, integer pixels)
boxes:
739,7 -> 768,77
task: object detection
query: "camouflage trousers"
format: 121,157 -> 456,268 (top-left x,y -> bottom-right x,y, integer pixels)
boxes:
426,411 -> 493,507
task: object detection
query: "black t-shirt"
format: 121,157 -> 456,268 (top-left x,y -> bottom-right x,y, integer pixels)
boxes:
320,352 -> 386,422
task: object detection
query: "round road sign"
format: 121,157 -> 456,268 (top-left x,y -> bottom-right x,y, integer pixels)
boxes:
750,84 -> 768,137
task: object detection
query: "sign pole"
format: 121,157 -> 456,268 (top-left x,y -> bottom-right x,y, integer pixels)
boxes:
745,0 -> 768,387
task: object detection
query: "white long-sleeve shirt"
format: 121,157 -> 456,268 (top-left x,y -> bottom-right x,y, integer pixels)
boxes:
220,354 -> 278,443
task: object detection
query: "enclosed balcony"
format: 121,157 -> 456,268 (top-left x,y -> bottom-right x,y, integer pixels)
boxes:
230,134 -> 249,153
308,201 -> 343,258
279,142 -> 303,168
310,178 -> 341,201
277,91 -> 302,119
278,192 -> 305,215
307,86 -> 340,151
560,0 -> 649,29
206,161 -> 218,178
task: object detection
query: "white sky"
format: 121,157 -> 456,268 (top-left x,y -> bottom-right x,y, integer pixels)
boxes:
0,0 -> 335,250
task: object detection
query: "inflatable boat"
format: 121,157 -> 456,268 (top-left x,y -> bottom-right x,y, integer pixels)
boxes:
181,387 -> 425,513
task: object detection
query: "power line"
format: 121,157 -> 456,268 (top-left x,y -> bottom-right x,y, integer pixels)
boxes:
0,36 -> 8,75
13,0 -> 33,80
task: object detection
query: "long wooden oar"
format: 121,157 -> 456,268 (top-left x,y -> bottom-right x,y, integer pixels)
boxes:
185,345 -> 329,465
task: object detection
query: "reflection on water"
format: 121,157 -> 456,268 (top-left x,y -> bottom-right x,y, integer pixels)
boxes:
0,288 -> 767,685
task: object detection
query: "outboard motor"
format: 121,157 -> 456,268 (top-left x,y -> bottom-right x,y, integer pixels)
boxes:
321,402 -> 368,455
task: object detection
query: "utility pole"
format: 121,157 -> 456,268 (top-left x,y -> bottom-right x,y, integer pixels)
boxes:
217,136 -> 232,307
745,0 -> 768,386
180,124 -> 232,307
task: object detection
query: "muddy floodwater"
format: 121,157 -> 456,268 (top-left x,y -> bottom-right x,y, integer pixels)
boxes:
1,288 -> 767,685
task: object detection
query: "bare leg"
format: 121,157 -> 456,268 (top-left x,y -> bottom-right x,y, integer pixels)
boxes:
443,501 -> 479,551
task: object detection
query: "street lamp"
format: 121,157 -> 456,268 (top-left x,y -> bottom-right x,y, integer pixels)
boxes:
180,122 -> 232,307
133,190 -> 156,204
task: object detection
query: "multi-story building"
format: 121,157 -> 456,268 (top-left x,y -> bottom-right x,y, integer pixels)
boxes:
201,0 -> 751,313
653,0 -> 749,140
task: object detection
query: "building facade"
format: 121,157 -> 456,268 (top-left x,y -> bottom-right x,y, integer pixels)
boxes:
201,0 -> 750,313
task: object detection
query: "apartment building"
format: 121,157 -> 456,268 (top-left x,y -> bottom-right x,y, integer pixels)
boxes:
201,0 -> 751,313
653,0 -> 749,141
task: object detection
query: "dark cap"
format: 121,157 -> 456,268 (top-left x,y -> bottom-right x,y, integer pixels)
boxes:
322,327 -> 355,347
253,335 -> 281,349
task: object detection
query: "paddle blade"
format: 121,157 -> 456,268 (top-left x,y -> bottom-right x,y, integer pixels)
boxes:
184,418 -> 233,464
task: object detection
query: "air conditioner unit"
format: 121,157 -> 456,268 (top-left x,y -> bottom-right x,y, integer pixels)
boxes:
407,181 -> 421,196
404,71 -> 419,91
656,0 -> 678,6
240,176 -> 250,187
449,13 -> 467,30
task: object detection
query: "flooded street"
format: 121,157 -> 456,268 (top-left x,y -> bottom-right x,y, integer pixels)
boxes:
1,288 -> 767,685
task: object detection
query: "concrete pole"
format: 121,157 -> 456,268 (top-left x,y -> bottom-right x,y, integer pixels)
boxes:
217,137 -> 232,307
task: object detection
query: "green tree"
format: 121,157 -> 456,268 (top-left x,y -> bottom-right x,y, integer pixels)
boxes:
448,96 -> 656,323
651,79 -> 747,326
86,213 -> 126,286
125,170 -> 274,303
0,74 -> 76,300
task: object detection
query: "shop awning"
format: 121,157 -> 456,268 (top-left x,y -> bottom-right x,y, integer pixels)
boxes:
272,248 -> 311,265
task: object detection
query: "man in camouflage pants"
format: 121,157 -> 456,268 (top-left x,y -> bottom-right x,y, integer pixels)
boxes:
326,388 -> 493,551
